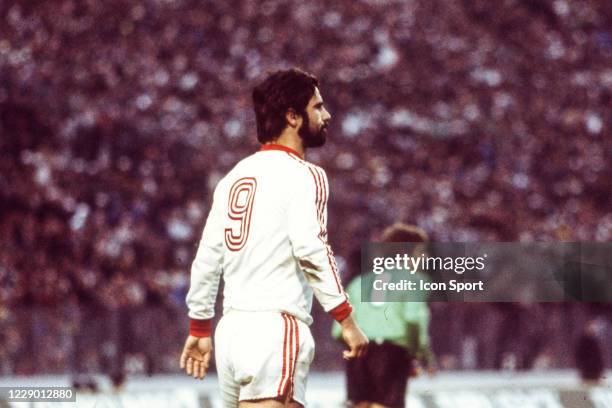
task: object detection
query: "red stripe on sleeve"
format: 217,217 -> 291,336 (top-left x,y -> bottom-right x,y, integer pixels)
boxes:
286,154 -> 344,294
317,168 -> 328,225
307,166 -> 324,225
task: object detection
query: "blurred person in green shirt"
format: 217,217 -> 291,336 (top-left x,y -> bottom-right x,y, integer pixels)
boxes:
332,223 -> 435,408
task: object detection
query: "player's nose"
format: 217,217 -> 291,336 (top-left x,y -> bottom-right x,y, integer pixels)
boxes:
322,107 -> 331,122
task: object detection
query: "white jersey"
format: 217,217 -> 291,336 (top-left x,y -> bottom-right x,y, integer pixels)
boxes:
186,144 -> 350,329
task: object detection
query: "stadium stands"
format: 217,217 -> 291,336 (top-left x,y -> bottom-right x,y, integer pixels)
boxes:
0,0 -> 610,375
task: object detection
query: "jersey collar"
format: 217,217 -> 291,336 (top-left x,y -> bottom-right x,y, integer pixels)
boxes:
259,144 -> 304,159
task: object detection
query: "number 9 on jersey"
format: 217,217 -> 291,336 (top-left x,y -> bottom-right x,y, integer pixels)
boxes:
225,177 -> 257,251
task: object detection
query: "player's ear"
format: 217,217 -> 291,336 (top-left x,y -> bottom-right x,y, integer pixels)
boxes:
285,108 -> 302,129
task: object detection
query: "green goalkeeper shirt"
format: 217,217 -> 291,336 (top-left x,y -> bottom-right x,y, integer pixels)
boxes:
332,271 -> 434,365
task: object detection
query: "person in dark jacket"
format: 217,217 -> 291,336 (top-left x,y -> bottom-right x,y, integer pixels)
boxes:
575,319 -> 605,385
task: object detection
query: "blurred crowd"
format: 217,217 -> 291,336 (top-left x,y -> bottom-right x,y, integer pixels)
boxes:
0,0 -> 610,374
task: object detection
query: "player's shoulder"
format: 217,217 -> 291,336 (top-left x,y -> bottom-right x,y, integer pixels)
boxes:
212,154 -> 255,192
289,158 -> 329,199
222,149 -> 328,191
220,152 -> 262,180
253,148 -> 325,182
283,153 -> 327,181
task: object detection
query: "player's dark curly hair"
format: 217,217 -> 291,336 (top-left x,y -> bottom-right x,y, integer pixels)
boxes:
252,68 -> 319,144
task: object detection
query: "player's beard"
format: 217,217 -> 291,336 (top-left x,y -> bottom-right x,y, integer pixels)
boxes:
298,111 -> 327,148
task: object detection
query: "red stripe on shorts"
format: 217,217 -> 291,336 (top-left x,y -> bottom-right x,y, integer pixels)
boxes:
283,314 -> 295,396
289,315 -> 300,399
277,314 -> 289,396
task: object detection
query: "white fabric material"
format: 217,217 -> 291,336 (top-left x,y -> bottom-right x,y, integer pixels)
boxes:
215,310 -> 315,406
186,148 -> 347,326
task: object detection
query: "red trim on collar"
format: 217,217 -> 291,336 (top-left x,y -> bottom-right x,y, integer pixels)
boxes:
260,144 -> 303,159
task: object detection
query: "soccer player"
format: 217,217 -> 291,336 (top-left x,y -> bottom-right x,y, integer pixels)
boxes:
179,68 -> 368,408
333,223 -> 436,408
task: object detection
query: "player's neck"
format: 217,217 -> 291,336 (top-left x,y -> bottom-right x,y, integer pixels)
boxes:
269,132 -> 306,159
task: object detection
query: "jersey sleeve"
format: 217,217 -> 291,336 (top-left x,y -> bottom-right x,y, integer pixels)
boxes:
287,166 -> 351,321
185,181 -> 225,337
332,277 -> 360,339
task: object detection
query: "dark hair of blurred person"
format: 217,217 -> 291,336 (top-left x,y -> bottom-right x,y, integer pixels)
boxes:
252,68 -> 322,145
381,223 -> 429,244
382,223 -> 429,266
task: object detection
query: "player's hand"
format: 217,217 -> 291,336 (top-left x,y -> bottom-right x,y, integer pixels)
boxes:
339,315 -> 368,360
180,335 -> 213,380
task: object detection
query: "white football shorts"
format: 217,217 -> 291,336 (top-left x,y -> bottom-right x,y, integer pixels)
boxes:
214,310 -> 315,407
